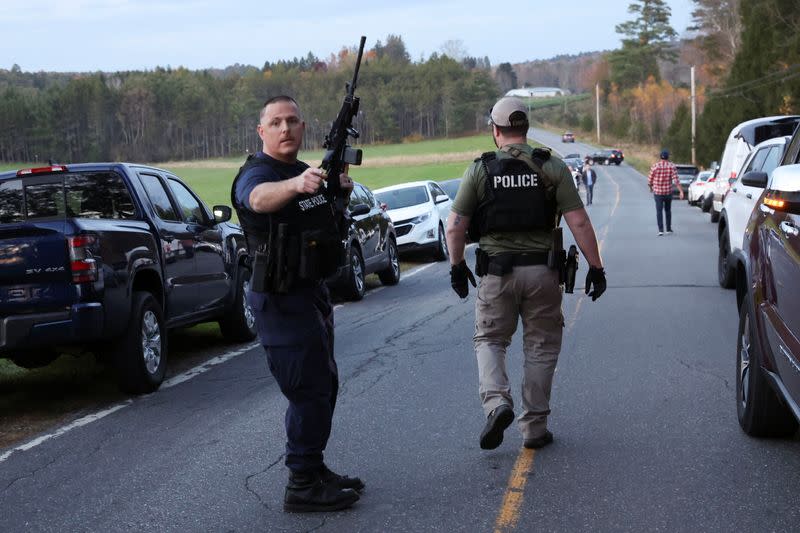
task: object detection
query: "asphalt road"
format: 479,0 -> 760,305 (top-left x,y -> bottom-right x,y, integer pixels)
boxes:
3,130 -> 800,532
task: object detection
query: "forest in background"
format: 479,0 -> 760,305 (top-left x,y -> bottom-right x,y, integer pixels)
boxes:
1,0 -> 798,166
0,36 -> 498,163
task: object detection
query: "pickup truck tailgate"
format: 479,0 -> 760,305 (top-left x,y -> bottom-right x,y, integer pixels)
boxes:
0,224 -> 74,315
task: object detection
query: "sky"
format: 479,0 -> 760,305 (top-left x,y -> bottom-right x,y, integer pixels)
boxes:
2,0 -> 696,73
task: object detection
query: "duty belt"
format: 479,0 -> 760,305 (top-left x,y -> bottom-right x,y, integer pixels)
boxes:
486,251 -> 549,276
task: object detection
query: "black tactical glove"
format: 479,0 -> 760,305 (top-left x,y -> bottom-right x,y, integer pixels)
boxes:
585,266 -> 606,301
450,260 -> 477,299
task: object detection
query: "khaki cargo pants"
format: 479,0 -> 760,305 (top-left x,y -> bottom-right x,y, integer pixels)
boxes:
474,264 -> 563,440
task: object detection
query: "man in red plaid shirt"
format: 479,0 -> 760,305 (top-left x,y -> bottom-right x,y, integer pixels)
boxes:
648,150 -> 684,236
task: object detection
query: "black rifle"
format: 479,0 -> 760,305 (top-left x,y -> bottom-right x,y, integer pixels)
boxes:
321,35 -> 367,236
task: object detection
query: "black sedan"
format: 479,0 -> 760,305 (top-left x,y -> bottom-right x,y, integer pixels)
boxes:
326,182 -> 400,301
587,149 -> 624,165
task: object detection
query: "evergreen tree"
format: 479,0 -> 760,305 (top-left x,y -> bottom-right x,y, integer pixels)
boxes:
609,0 -> 678,88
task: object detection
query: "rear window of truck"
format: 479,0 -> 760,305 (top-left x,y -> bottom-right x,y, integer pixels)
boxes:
0,171 -> 136,223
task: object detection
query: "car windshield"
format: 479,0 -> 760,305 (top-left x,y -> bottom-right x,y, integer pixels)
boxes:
375,186 -> 429,209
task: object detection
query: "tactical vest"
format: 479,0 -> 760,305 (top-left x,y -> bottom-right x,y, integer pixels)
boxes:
468,147 -> 558,241
230,154 -> 342,286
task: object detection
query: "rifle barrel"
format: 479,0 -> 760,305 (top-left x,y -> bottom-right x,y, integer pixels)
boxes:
350,36 -> 366,93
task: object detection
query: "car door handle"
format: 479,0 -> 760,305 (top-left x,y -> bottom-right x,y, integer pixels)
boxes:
780,221 -> 799,237
746,193 -> 752,199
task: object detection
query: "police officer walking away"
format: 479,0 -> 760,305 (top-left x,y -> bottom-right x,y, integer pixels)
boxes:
445,96 -> 607,451
231,96 -> 363,512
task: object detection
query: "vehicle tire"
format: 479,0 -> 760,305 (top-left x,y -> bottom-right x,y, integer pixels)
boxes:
377,238 -> 400,286
717,233 -> 736,289
736,294 -> 799,437
433,223 -> 448,262
701,195 -> 711,213
113,291 -> 167,394
219,266 -> 257,342
615,161 -> 621,166
710,207 -> 720,223
343,246 -> 366,301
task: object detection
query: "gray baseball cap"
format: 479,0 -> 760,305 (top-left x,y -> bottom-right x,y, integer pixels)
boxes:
490,97 -> 529,127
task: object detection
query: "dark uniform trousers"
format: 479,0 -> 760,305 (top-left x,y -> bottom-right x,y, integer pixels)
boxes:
248,282 -> 338,473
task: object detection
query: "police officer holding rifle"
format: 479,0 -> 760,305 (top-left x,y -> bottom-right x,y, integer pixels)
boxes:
445,96 -> 606,451
230,36 -> 367,513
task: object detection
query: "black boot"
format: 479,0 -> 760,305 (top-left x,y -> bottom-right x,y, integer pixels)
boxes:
320,464 -> 365,493
284,470 -> 359,513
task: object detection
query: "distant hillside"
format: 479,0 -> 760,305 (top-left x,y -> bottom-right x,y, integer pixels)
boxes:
512,51 -> 608,94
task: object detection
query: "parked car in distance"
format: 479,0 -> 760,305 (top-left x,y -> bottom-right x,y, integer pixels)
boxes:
701,175 -> 717,212
674,164 -> 699,197
587,149 -> 624,165
709,115 -> 800,223
562,132 -> 575,143
562,154 -> 584,184
0,163 -> 254,393
374,180 -> 452,261
439,178 -> 462,200
717,135 -> 790,292
736,161 -> 800,438
326,182 -> 399,301
688,170 -> 714,206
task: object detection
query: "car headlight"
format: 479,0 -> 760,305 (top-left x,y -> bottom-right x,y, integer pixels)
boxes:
410,212 -> 431,225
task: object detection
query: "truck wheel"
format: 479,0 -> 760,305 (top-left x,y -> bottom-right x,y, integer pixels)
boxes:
737,294 -> 798,437
219,266 -> 257,342
718,234 -> 736,289
114,291 -> 167,394
710,207 -> 720,223
377,239 -> 400,286
433,223 -> 448,261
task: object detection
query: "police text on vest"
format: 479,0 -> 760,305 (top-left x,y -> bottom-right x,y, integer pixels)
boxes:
493,174 -> 539,188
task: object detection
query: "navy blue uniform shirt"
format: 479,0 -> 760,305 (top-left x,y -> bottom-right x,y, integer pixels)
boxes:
234,151 -> 310,211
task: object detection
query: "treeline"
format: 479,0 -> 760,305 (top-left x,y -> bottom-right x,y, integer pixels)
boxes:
530,0 -> 799,166
0,36 -> 499,163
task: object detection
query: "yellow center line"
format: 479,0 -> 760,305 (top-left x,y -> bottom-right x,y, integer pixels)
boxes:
491,169 -> 621,532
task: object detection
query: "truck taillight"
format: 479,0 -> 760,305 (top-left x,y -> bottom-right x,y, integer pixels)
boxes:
68,235 -> 99,284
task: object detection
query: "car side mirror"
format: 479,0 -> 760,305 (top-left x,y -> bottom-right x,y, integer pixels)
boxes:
762,165 -> 800,214
741,171 -> 768,188
212,205 -> 232,223
435,194 -> 450,204
349,204 -> 370,217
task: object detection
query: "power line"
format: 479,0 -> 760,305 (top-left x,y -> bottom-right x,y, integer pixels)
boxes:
709,63 -> 800,98
713,71 -> 800,99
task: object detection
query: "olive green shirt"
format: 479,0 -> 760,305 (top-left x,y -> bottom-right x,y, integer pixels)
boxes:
451,143 -> 583,255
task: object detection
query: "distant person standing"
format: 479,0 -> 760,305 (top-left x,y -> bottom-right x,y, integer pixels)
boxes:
582,162 -> 596,205
648,150 -> 683,236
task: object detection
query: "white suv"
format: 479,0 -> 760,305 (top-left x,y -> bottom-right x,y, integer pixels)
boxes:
710,115 -> 799,223
373,180 -> 452,261
717,135 -> 791,291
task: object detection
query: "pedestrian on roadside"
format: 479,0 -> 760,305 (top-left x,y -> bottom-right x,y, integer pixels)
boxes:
648,149 -> 683,236
230,95 -> 363,513
582,161 -> 596,205
445,96 -> 607,451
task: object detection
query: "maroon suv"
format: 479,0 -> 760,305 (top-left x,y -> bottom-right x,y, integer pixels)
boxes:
736,126 -> 800,437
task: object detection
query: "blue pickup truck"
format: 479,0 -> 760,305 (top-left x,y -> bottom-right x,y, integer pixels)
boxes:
0,163 -> 255,393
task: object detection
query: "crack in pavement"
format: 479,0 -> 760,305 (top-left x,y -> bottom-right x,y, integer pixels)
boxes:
244,453 -> 285,511
677,358 -> 732,390
2,456 -> 58,493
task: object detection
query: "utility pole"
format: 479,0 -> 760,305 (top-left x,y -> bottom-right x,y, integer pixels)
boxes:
596,83 -> 601,144
691,66 -> 697,166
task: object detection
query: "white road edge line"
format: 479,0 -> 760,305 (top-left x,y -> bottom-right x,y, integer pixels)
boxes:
0,342 -> 260,464
1,251 -> 462,464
